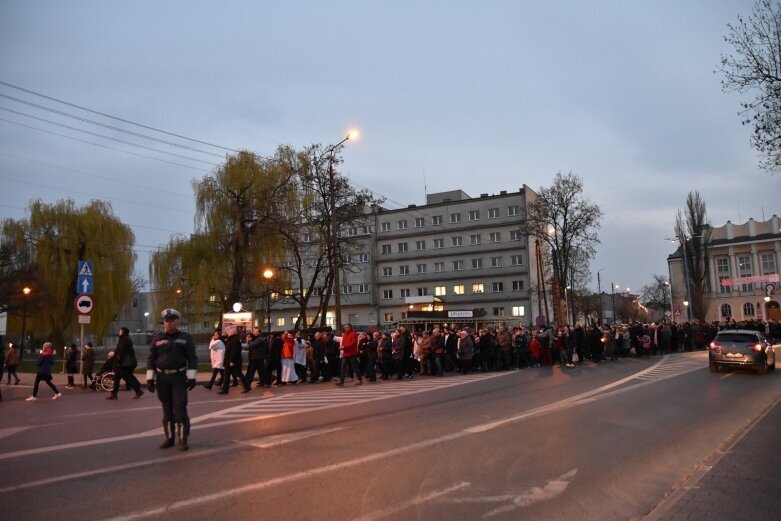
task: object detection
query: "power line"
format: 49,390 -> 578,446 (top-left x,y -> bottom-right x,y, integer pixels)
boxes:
0,80 -> 240,153
0,106 -> 220,166
0,151 -> 193,200
0,117 -> 210,171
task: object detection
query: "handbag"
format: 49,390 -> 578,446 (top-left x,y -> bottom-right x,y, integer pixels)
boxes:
572,351 -> 580,363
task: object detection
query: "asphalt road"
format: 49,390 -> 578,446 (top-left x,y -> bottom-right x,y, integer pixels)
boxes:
1,352 -> 779,521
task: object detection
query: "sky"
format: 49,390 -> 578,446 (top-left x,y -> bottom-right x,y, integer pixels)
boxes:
1,0 -> 778,297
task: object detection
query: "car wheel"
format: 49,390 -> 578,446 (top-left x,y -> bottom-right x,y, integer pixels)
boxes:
757,359 -> 768,375
709,362 -> 718,373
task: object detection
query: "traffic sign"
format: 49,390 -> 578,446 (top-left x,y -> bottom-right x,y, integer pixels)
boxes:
78,261 -> 93,276
74,294 -> 94,315
78,314 -> 91,324
77,275 -> 93,294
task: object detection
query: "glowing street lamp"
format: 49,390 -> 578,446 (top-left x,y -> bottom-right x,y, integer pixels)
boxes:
20,286 -> 31,351
263,268 -> 274,335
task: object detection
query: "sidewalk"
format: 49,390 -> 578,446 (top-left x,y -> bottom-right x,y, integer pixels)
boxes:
646,396 -> 781,521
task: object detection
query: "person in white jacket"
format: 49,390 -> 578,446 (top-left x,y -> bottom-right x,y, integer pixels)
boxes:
293,330 -> 308,383
204,330 -> 225,390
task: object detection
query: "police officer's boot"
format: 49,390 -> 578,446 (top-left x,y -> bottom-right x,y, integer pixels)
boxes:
160,421 -> 175,449
177,420 -> 190,451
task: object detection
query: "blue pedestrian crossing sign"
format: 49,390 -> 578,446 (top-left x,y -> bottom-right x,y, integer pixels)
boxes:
77,260 -> 94,295
78,261 -> 93,276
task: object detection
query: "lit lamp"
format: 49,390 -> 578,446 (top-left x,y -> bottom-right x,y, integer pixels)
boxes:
21,286 -> 31,351
263,268 -> 274,335
232,302 -> 243,313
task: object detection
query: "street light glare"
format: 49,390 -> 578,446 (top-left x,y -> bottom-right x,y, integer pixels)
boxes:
22,286 -> 31,295
346,129 -> 360,141
263,268 -> 274,280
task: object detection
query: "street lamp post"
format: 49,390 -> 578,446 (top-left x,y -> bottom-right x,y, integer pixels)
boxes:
20,286 -> 31,352
263,268 -> 274,336
611,282 -> 618,325
326,129 -> 358,331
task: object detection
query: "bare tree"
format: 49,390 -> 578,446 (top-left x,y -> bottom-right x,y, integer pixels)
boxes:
523,172 -> 603,325
674,192 -> 711,322
719,0 -> 781,173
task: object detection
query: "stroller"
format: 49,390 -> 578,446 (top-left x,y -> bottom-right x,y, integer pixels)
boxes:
92,351 -> 117,392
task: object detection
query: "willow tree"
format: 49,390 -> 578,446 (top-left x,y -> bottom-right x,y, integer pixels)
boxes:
151,146 -> 306,320
1,199 -> 136,349
523,172 -> 603,326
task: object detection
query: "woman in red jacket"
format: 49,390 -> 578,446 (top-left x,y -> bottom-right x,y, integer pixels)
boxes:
280,331 -> 298,384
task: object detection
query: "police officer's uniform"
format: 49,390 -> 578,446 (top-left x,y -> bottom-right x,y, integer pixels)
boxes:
146,308 -> 197,450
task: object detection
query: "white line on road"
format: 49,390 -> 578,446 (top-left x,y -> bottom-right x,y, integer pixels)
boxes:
350,482 -> 472,521
94,356 -> 702,521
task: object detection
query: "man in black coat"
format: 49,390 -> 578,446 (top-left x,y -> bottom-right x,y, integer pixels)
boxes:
108,327 -> 144,400
218,326 -> 249,394
244,327 -> 268,389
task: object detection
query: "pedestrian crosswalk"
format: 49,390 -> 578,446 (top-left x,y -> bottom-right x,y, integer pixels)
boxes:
192,373 -> 505,426
633,351 -> 706,382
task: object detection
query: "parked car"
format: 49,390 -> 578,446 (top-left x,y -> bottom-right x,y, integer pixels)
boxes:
708,329 -> 776,374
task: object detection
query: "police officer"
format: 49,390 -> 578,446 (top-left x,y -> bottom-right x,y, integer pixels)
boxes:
146,308 -> 197,451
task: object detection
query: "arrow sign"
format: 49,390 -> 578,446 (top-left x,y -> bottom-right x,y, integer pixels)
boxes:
77,275 -> 92,295
74,294 -> 94,315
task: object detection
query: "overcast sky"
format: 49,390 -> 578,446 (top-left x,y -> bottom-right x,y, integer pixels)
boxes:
1,0 -> 778,296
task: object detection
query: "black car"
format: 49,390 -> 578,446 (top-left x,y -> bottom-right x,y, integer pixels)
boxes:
708,329 -> 776,374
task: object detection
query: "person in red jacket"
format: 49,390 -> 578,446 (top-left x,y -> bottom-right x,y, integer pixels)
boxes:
334,324 -> 362,387
529,335 -> 542,368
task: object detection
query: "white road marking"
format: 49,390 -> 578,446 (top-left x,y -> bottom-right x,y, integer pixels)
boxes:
93,356 -> 706,521
235,426 -> 344,449
438,469 -> 578,517
351,482 -> 472,521
0,427 -> 29,440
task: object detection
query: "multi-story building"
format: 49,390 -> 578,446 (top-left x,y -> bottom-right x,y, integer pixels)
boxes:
371,187 -> 539,330
667,215 -> 781,323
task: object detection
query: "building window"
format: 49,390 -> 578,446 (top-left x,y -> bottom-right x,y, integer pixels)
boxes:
415,217 -> 425,228
452,236 -> 463,247
492,282 -> 503,292
398,220 -> 408,230
417,287 -> 428,296
488,208 -> 499,219
472,283 -> 484,294
717,257 -> 731,294
382,289 -> 393,300
508,205 -> 519,216
450,213 -> 461,223
471,258 -> 483,269
381,222 -> 391,232
384,313 -> 394,322
510,255 -> 523,266
509,230 -> 521,241
491,256 -> 501,268
761,253 -> 777,274
131,298 -> 138,308
302,233 -> 311,242
398,242 -> 408,253
434,262 -> 444,273
512,280 -> 524,291
743,302 -> 755,317
720,303 -> 732,318
399,265 -> 409,275
349,227 -> 358,236
342,285 -> 353,294
435,286 -> 446,296
433,238 -> 444,249
512,306 -> 525,317
470,234 -> 481,245
493,307 -> 506,316
382,244 -> 391,255
416,264 -> 427,274
400,288 -> 410,298
358,284 -> 369,293
382,267 -> 392,276
359,253 -> 369,263
738,255 -> 753,291
453,260 -> 464,271
453,284 -> 465,295
276,317 -> 285,327
416,240 -> 426,251
469,210 -> 480,221
489,232 -> 501,243
432,215 -> 443,226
